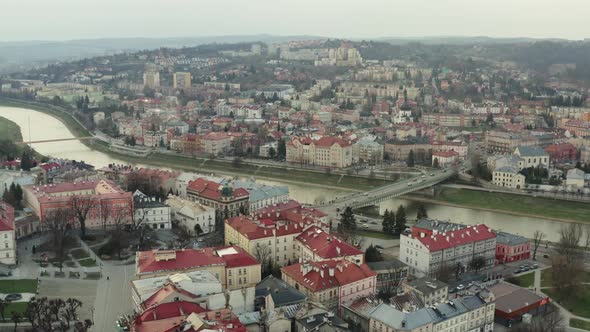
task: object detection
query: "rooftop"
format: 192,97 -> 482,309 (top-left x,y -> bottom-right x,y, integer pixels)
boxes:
281,259 -> 376,292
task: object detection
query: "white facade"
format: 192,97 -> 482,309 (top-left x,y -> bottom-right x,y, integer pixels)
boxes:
133,191 -> 172,229
493,167 -> 526,189
166,195 -> 216,234
0,230 -> 16,265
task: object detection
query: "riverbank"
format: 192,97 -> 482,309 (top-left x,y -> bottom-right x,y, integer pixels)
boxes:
0,99 -> 390,191
0,116 -> 23,142
404,187 -> 590,224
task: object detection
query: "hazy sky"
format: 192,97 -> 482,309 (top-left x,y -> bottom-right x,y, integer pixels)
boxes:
2,0 -> 589,41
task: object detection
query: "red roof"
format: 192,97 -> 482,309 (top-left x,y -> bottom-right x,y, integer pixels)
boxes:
0,201 -> 15,232
296,226 -> 363,260
136,246 -> 259,275
412,224 -> 496,252
202,132 -> 231,141
225,216 -> 304,240
281,260 -> 376,292
432,150 -> 459,158
187,178 -> 248,201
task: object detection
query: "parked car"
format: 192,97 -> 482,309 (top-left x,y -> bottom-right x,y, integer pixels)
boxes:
5,293 -> 21,302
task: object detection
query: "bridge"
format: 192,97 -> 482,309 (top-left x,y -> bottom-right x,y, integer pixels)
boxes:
316,162 -> 468,219
17,137 -> 95,145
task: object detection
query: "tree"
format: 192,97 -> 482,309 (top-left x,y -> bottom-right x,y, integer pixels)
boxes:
109,207 -> 130,259
433,157 -> 440,168
416,204 -> 428,219
394,205 -> 407,235
20,148 -> 33,171
468,256 -> 486,272
556,223 -> 582,265
407,150 -> 415,167
277,139 -> 286,159
254,243 -> 273,277
46,208 -> 73,272
268,147 -> 276,160
194,224 -> 203,237
365,245 -> 383,263
71,195 -> 95,238
26,296 -> 84,331
337,206 -> 357,242
232,157 -> 242,168
11,311 -> 21,331
0,299 -> 6,321
62,298 -> 82,330
532,230 -> 545,260
512,303 -> 564,332
433,262 -> 454,283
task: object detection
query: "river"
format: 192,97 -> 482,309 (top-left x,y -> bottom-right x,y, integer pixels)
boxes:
0,106 -> 570,241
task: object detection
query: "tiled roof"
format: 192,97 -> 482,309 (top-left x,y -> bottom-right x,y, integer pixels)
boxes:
187,178 -> 249,201
412,224 -> 496,252
141,283 -> 199,309
281,259 -> 376,292
136,246 -> 259,275
295,226 -> 363,260
0,201 -> 14,232
225,216 -> 302,240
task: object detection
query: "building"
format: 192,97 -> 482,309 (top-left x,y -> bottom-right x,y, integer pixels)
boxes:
135,246 -> 261,290
0,201 -> 16,265
255,275 -> 307,312
143,70 -> 160,89
22,180 -> 133,228
281,259 -> 376,311
514,146 -> 550,169
133,191 -> 171,230
201,132 -> 232,156
295,226 -> 364,264
400,224 -> 496,276
130,302 -> 247,332
488,282 -> 549,327
130,270 -> 222,312
187,178 -> 249,221
173,72 -> 191,90
495,232 -> 531,264
367,291 -> 495,332
493,166 -> 526,189
566,168 -> 586,187
295,311 -> 349,331
219,179 -> 289,212
544,142 -> 578,163
286,136 -> 353,168
166,195 -> 216,234
431,150 -> 459,167
353,140 -> 384,165
366,259 -> 408,292
401,277 -> 448,307
225,216 -> 305,267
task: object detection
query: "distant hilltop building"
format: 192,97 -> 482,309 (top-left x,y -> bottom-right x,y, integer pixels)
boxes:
143,70 -> 160,89
172,72 -> 191,90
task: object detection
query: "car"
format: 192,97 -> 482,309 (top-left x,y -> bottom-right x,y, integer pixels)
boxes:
532,263 -> 539,269
456,284 -> 464,290
363,224 -> 369,228
5,293 -> 21,302
430,173 -> 435,176
363,193 -> 369,196
375,245 -> 384,249
407,183 -> 412,186
421,175 -> 426,178
514,269 -> 522,274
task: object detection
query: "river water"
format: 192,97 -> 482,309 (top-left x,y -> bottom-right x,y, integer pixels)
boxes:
0,106 -> 572,241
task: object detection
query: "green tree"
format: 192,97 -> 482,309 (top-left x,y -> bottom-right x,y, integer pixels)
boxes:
433,157 -> 440,168
382,209 -> 391,233
277,139 -> 286,159
365,245 -> 383,263
394,205 -> 407,235
338,206 -> 357,235
407,150 -> 415,167
20,148 -> 33,171
268,147 -> 276,160
416,204 -> 428,219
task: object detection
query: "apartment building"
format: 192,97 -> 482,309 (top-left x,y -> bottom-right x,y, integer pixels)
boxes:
400,224 -> 496,276
186,178 -> 249,220
492,166 -> 525,189
201,132 -> 232,156
286,136 -> 353,168
166,195 -> 216,234
135,246 -> 261,291
281,259 -> 376,311
295,226 -> 364,265
495,232 -> 531,264
0,201 -> 16,265
133,191 -> 171,230
172,71 -> 191,90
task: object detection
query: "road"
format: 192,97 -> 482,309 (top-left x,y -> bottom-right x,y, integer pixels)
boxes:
92,262 -> 135,332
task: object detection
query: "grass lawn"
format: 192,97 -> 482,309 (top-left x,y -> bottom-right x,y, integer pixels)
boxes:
0,302 -> 28,321
70,248 -> 89,259
0,116 -> 23,141
571,318 -> 590,331
77,258 -> 97,267
541,268 -> 590,288
507,272 -> 535,288
0,279 -> 37,294
357,230 -> 396,240
436,188 -> 590,222
544,286 -> 590,319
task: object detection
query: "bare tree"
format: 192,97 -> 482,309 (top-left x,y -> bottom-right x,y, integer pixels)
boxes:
62,298 -> 83,330
46,208 -> 73,272
71,195 -> 96,238
379,265 -> 404,299
26,297 -> 84,331
109,207 -> 131,259
532,230 -> 545,260
556,223 -> 582,264
583,224 -> 590,252
132,201 -> 152,249
432,262 -> 454,283
253,243 -> 273,276
512,303 -> 565,332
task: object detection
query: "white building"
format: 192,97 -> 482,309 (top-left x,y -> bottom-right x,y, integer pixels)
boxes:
220,179 -> 289,212
93,112 -> 105,125
0,201 -> 16,265
493,166 -> 525,189
566,168 -> 586,188
142,131 -> 167,148
133,191 -> 171,229
166,195 -> 216,234
514,146 -> 550,169
400,224 -> 496,276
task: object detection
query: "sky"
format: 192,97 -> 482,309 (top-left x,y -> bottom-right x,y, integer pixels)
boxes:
2,0 -> 589,41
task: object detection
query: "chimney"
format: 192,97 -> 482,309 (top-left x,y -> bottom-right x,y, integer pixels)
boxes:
329,268 -> 334,277
336,247 -> 341,255
320,269 -> 324,278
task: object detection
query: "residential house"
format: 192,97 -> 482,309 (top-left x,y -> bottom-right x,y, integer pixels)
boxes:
166,195 -> 216,234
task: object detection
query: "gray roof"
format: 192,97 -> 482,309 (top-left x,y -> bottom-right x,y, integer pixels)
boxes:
297,312 -> 347,330
496,166 -> 520,174
407,277 -> 448,295
220,179 -> 289,203
515,146 -> 547,157
133,190 -> 168,208
495,232 -> 529,246
366,259 -> 407,272
256,276 -> 307,307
